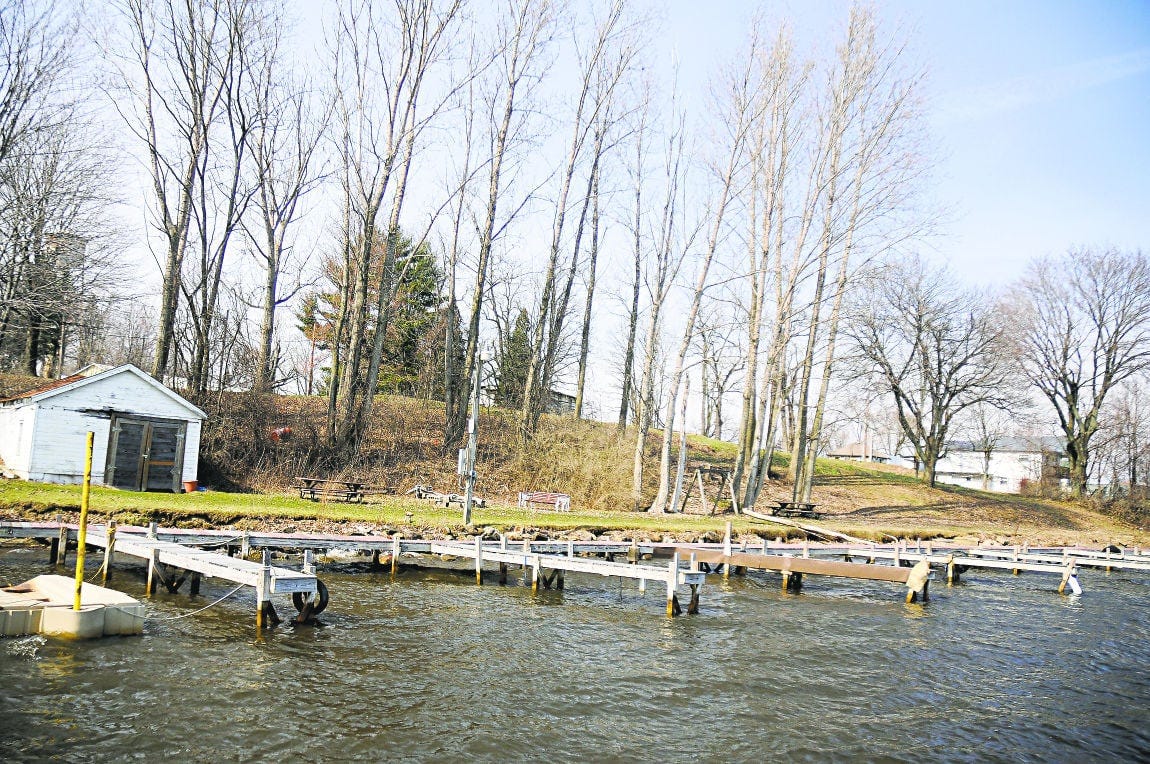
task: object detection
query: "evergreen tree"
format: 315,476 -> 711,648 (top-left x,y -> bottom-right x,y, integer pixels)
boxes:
496,309 -> 531,408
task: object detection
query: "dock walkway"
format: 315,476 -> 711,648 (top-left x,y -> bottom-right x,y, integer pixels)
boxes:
429,539 -> 706,615
1,521 -> 319,627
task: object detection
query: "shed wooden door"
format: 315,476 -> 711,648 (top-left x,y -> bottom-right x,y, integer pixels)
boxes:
106,418 -> 186,492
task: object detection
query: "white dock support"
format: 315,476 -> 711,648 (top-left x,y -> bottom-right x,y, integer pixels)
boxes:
475,536 -> 483,585
101,521 -> 116,585
256,550 -> 272,629
146,548 -> 160,596
723,522 -> 732,580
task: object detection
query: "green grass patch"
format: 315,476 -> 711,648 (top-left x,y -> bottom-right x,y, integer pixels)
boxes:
0,479 -> 784,537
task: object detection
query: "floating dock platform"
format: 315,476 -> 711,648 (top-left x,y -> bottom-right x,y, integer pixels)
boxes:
0,574 -> 143,638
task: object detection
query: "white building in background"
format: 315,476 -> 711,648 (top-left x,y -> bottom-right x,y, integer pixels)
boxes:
931,437 -> 1065,494
0,364 -> 206,492
825,441 -> 891,463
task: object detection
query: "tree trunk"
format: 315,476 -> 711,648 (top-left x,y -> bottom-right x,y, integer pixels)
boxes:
573,154 -> 601,418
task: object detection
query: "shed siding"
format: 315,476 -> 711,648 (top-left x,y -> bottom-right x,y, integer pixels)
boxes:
46,374 -> 202,421
27,405 -> 113,484
182,419 -> 200,482
0,404 -> 37,477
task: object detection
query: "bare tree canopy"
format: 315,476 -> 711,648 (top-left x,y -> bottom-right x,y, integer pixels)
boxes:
848,256 -> 1019,487
1011,247 -> 1150,496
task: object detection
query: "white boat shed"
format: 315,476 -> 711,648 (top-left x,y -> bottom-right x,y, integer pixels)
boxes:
0,364 -> 206,492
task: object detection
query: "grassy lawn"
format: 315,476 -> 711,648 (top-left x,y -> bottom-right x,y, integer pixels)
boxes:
1,462 -> 1142,545
0,479 -> 777,536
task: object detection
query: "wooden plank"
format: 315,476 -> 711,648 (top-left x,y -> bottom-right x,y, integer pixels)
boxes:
679,548 -> 912,584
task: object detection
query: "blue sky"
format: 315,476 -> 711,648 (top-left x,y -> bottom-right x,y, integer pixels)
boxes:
665,0 -> 1150,287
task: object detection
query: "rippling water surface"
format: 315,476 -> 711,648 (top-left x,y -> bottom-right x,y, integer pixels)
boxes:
2,544 -> 1148,762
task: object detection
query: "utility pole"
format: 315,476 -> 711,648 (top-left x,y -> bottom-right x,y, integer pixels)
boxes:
462,353 -> 487,525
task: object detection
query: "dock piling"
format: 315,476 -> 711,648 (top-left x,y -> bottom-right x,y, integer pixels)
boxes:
56,524 -> 69,566
256,550 -> 280,629
101,521 -> 116,585
667,553 -> 680,616
946,554 -> 960,585
474,537 -> 483,585
1058,562 -> 1081,595
723,522 -> 732,580
391,535 -> 400,575
146,548 -> 160,595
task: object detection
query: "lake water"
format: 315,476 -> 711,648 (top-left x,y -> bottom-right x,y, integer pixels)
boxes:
2,543 -> 1149,762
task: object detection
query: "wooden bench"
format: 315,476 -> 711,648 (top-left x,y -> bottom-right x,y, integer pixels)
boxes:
518,491 -> 571,512
295,477 -> 367,503
771,501 -> 822,519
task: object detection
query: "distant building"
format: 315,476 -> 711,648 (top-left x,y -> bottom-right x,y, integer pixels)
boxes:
931,437 -> 1065,494
826,441 -> 891,463
546,389 -> 577,416
480,386 -> 578,416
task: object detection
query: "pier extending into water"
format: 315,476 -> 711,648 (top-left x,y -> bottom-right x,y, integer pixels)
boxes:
6,520 -> 1146,629
0,521 -> 321,628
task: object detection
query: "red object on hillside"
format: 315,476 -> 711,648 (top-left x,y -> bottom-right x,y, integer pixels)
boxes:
270,426 -> 293,443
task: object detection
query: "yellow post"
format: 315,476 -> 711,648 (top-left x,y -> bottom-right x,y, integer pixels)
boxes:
73,431 -> 94,611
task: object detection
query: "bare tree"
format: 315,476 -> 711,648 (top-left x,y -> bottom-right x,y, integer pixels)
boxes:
645,26 -> 761,514
0,108 -> 122,376
181,0 -> 270,394
246,17 -> 329,392
630,103 -> 693,509
615,76 -> 652,431
1096,379 -> 1150,495
696,307 -> 743,439
731,27 -> 806,508
962,402 -> 1016,491
1011,247 -> 1150,496
441,0 -> 555,449
326,0 -> 465,450
0,1 -> 76,166
848,257 -> 1019,487
519,0 -> 636,442
787,8 -> 928,503
115,0 -> 238,381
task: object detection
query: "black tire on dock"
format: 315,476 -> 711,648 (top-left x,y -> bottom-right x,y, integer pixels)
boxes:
292,579 -> 329,616
1103,544 -> 1122,554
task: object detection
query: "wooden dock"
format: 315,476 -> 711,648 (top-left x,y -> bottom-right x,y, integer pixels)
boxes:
10,520 -> 1143,626
428,539 -> 706,616
1,521 -> 321,628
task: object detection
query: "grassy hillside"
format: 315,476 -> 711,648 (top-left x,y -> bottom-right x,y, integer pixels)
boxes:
0,375 -> 1144,545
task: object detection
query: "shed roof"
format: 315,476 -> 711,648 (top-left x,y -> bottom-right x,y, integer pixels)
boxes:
0,364 -> 207,419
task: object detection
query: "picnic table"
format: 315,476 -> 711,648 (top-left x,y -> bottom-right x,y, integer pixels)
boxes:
770,501 -> 822,519
295,477 -> 368,503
